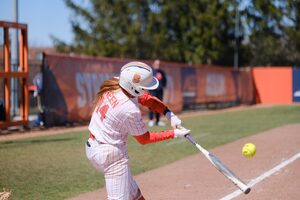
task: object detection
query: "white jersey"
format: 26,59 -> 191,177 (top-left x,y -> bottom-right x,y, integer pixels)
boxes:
88,89 -> 147,145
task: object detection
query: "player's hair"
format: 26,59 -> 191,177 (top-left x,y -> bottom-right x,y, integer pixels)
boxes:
92,77 -> 120,110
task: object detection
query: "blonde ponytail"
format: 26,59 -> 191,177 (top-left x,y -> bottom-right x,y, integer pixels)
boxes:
92,77 -> 120,110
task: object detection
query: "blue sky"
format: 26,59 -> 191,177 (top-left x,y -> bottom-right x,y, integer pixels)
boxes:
0,0 -> 74,47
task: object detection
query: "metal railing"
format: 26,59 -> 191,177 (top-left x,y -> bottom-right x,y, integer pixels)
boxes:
0,20 -> 29,129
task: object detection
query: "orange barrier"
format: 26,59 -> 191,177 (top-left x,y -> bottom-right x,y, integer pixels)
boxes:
196,66 -> 237,103
42,53 -> 254,126
181,66 -> 254,105
252,67 -> 292,104
238,68 -> 255,104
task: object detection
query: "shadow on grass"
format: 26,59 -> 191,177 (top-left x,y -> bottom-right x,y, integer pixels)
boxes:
0,138 -> 75,149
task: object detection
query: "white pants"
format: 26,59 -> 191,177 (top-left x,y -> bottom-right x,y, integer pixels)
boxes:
86,138 -> 141,200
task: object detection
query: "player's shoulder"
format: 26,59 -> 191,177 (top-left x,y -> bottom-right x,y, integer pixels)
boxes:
124,99 -> 141,117
114,90 -> 140,111
126,98 -> 140,112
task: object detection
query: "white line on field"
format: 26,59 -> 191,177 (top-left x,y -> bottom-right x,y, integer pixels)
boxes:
166,133 -> 211,146
219,151 -> 300,200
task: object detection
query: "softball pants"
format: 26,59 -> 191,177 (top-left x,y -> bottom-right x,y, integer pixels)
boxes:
86,138 -> 142,200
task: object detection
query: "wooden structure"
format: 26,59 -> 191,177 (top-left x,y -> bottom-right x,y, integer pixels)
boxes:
0,21 -> 29,129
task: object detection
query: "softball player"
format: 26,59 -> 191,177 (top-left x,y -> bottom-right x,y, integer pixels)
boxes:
86,61 -> 190,200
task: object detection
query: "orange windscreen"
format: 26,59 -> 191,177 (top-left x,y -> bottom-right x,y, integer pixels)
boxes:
252,67 -> 292,104
42,53 -> 254,126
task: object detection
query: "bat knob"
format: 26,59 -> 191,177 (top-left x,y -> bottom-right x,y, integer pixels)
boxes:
244,187 -> 251,194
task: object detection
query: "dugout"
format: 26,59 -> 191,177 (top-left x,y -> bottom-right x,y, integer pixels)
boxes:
0,21 -> 29,130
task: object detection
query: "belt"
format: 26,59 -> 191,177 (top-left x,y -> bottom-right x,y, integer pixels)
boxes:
89,133 -> 96,140
86,133 -> 96,147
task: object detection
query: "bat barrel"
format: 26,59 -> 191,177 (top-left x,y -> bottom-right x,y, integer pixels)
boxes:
185,133 -> 251,195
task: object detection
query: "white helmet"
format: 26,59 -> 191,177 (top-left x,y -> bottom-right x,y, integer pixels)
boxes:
119,61 -> 159,97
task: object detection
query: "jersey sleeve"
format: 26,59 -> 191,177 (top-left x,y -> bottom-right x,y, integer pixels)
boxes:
126,110 -> 148,136
138,92 -> 168,114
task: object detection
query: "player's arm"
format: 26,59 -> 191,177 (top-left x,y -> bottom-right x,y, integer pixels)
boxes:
138,92 -> 182,128
127,108 -> 189,145
133,128 -> 190,145
138,92 -> 167,114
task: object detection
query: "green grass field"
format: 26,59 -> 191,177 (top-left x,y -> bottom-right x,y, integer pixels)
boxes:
0,105 -> 299,200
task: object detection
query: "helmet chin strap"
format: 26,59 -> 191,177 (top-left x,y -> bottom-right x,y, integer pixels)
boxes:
120,87 -> 135,98
134,87 -> 144,96
120,85 -> 145,98
134,89 -> 140,95
126,82 -> 145,97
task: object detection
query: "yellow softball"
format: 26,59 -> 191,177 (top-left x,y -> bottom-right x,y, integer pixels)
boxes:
242,143 -> 256,158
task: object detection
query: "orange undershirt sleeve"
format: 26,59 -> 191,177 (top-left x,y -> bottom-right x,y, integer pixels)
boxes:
133,130 -> 174,145
138,92 -> 168,114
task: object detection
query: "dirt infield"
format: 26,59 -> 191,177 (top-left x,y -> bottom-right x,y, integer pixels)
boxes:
69,124 -> 300,200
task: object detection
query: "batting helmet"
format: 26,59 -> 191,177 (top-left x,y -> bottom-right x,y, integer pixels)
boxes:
119,61 -> 159,97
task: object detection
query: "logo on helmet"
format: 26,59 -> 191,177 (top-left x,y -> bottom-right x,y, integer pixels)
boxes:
132,74 -> 141,83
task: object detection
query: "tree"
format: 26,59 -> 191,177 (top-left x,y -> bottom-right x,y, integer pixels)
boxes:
148,0 -> 237,65
53,0 -> 237,65
53,0 -> 300,67
241,0 -> 300,66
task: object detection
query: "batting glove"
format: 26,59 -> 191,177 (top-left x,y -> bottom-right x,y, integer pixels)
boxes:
174,127 -> 190,138
165,111 -> 182,128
